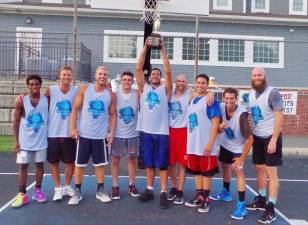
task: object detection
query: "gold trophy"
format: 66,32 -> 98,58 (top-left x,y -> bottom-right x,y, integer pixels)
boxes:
148,15 -> 162,49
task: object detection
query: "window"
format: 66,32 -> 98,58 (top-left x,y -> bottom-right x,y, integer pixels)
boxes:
253,41 -> 279,63
108,35 -> 137,58
218,39 -> 244,62
213,0 -> 232,10
182,37 -> 209,61
289,0 -> 307,15
251,0 -> 269,13
151,37 -> 174,60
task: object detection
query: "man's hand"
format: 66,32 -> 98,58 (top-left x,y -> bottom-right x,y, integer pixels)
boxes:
14,142 -> 20,153
231,157 -> 244,170
219,122 -> 227,133
206,92 -> 214,106
70,128 -> 79,140
203,144 -> 212,156
267,138 -> 277,154
107,131 -> 115,146
15,93 -> 25,105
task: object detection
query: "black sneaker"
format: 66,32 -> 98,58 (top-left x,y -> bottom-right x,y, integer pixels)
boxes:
258,202 -> 276,224
173,190 -> 184,205
184,193 -> 202,208
246,195 -> 266,211
197,197 -> 210,213
167,187 -> 177,201
138,188 -> 154,202
160,192 -> 170,209
111,185 -> 120,200
128,183 -> 140,197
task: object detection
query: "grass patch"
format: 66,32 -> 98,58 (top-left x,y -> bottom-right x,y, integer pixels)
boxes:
0,136 -> 14,153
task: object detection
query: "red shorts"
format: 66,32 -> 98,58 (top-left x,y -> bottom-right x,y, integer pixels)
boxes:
185,154 -> 219,177
169,128 -> 187,166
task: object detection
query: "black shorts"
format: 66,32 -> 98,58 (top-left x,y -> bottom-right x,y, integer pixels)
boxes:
47,137 -> 76,164
218,146 -> 242,164
75,136 -> 109,167
252,133 -> 283,166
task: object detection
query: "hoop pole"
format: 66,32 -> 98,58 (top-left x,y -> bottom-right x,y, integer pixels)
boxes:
194,16 -> 199,80
73,0 -> 77,85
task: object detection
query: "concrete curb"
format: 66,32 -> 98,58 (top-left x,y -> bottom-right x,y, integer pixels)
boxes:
283,147 -> 308,156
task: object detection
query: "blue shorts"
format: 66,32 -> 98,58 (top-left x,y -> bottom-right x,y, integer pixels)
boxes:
75,136 -> 109,167
140,132 -> 169,169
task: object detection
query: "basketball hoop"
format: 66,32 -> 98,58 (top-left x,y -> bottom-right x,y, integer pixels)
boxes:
141,0 -> 166,25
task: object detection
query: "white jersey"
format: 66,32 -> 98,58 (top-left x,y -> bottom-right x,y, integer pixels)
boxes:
249,86 -> 275,138
78,84 -> 111,139
19,95 -> 48,151
187,96 -> 220,156
169,90 -> 189,128
220,103 -> 246,154
48,85 -> 78,137
137,83 -> 169,135
115,89 -> 138,138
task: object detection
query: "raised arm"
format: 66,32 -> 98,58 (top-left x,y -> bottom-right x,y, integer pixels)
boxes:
69,85 -> 87,139
107,91 -> 117,145
136,41 -> 150,93
13,100 -> 24,153
160,40 -> 172,96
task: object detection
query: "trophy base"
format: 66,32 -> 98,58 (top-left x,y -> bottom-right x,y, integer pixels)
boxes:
148,33 -> 161,49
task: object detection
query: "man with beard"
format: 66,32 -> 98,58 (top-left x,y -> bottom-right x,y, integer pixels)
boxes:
184,74 -> 220,214
68,66 -> 116,205
246,67 -> 284,224
136,38 -> 172,209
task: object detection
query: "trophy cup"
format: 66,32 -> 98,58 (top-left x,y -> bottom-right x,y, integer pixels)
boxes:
148,15 -> 162,49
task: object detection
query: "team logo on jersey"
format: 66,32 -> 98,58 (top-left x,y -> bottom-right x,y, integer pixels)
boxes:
88,99 -> 105,119
56,100 -> 72,119
169,101 -> 183,120
189,113 -> 198,132
26,112 -> 44,133
242,93 -> 249,103
119,106 -> 135,124
224,127 -> 235,139
251,106 -> 264,125
145,91 -> 160,110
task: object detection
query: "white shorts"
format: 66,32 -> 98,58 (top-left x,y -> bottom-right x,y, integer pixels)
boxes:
16,149 -> 47,164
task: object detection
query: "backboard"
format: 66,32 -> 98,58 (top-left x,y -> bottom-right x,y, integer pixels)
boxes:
88,0 -> 209,16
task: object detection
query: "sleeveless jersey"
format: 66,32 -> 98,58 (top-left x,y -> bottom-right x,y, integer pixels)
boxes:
169,90 -> 189,128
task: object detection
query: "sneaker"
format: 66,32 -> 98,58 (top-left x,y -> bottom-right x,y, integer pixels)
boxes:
231,201 -> 248,220
185,193 -> 202,208
167,187 -> 177,201
53,186 -> 63,202
68,188 -> 82,205
11,193 -> 29,208
246,195 -> 266,211
138,188 -> 154,202
128,183 -> 140,197
258,202 -> 276,224
63,185 -> 75,197
197,197 -> 210,213
160,192 -> 170,209
209,188 -> 233,202
173,190 -> 184,205
111,185 -> 120,200
96,187 -> 112,203
32,188 -> 47,203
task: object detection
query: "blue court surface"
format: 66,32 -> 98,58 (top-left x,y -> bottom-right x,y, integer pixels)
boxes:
0,175 -> 291,225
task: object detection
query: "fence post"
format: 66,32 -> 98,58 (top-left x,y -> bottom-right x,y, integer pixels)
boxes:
194,16 -> 199,80
73,0 -> 77,85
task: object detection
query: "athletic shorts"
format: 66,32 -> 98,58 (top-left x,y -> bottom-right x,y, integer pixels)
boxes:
16,149 -> 47,164
75,136 -> 109,167
218,146 -> 242,164
47,137 -> 76,164
169,128 -> 187,166
140,132 -> 169,170
110,137 -> 138,157
186,154 -> 219,177
252,133 -> 283,166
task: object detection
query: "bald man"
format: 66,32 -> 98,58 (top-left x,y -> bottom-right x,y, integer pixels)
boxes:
246,67 -> 284,224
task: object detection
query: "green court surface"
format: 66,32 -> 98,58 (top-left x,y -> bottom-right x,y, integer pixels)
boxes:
0,136 -> 13,153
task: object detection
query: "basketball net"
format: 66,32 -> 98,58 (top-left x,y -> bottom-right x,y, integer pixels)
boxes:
141,0 -> 162,25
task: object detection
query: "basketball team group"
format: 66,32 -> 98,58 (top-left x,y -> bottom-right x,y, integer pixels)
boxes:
11,38 -> 283,224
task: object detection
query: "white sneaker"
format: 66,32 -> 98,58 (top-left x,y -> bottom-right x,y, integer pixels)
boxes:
53,186 -> 63,202
68,189 -> 82,205
63,185 -> 75,197
96,187 -> 112,203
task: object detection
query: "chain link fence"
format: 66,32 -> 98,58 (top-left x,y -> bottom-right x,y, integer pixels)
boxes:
1,2 -> 308,151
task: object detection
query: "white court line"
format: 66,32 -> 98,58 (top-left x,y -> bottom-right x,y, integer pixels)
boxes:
1,173 -> 308,183
0,174 -> 46,214
246,184 -> 292,225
